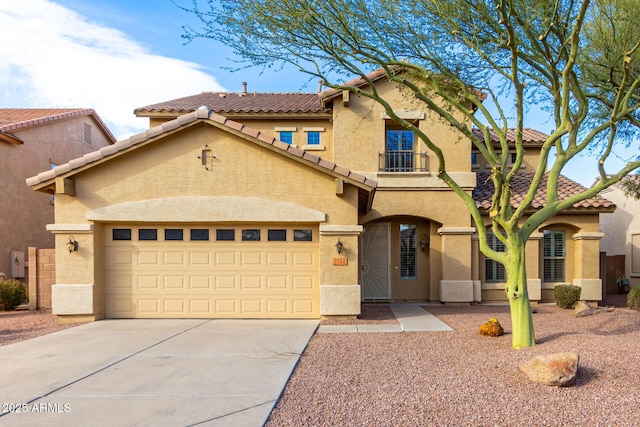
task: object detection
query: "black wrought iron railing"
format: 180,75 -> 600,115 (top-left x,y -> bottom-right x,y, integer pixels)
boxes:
378,151 -> 428,172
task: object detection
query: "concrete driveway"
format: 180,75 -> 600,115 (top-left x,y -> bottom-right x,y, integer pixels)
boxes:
0,319 -> 318,427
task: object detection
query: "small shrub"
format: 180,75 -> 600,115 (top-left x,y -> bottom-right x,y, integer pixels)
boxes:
479,318 -> 504,337
627,287 -> 640,311
0,279 -> 27,310
554,284 -> 581,308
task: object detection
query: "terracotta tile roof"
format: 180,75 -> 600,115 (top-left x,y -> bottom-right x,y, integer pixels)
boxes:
28,107 -> 377,212
134,92 -> 328,115
320,67 -> 487,103
473,171 -> 615,211
0,108 -> 116,144
471,128 -> 549,144
320,68 -> 391,101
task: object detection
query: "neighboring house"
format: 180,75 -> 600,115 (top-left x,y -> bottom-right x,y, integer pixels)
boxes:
27,74 -> 613,322
599,175 -> 640,289
0,109 -> 115,279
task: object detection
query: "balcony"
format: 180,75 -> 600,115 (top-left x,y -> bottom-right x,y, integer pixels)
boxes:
378,150 -> 428,172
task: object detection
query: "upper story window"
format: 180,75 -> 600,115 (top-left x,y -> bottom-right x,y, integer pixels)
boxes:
302,127 -> 325,150
471,152 -> 479,167
543,230 -> 565,282
307,131 -> 320,145
381,129 -> 427,172
279,131 -> 293,144
275,127 -> 296,145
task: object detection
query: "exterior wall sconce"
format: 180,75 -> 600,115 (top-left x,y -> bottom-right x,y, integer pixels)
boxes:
419,234 -> 429,252
335,239 -> 344,255
198,144 -> 216,170
66,236 -> 78,253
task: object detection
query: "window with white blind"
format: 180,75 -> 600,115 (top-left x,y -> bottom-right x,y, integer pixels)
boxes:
400,224 -> 417,279
485,232 -> 506,282
543,230 -> 565,282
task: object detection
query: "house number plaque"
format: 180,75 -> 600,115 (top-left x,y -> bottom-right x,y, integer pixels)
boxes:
332,257 -> 348,266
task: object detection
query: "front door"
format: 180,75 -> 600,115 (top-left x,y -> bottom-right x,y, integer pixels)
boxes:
361,223 -> 390,300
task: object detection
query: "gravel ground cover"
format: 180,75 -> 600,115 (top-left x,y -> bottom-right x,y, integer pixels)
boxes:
267,304 -> 640,426
0,310 -> 85,347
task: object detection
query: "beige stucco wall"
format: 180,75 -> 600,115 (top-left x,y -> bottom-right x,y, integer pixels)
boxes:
55,124 -> 359,224
472,146 -> 542,173
332,79 -> 471,174
0,116 -> 112,277
149,116 -> 335,161
49,122 -> 363,318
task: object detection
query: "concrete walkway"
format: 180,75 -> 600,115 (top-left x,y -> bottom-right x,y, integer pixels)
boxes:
317,304 -> 452,333
0,319 -> 318,427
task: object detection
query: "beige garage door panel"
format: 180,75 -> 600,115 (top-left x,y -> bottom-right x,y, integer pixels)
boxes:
104,226 -> 319,319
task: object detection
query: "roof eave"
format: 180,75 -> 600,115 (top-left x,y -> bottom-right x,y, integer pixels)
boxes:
476,205 -> 616,215
0,131 -> 23,145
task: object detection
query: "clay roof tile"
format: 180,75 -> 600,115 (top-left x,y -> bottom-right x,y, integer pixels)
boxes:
473,171 -> 614,210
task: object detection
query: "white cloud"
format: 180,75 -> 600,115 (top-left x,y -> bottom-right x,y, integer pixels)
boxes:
0,0 -> 224,139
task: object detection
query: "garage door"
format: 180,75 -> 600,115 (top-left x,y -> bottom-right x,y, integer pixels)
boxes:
104,224 -> 319,318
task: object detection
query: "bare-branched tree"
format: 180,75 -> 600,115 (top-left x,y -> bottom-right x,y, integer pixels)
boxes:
178,0 -> 640,348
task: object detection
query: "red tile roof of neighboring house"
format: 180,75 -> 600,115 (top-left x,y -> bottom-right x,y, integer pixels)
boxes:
135,92 -> 328,116
471,128 -> 549,144
473,171 -> 615,211
0,108 -> 116,145
28,107 -> 377,212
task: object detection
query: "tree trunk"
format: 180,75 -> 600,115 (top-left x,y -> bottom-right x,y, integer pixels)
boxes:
505,240 -> 535,349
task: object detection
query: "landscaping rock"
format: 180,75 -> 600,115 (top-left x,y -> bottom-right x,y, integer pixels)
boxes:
574,300 -> 612,318
479,317 -> 504,337
519,352 -> 579,386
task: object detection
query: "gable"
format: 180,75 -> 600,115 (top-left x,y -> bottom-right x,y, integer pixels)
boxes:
0,108 -> 116,144
27,108 -> 377,215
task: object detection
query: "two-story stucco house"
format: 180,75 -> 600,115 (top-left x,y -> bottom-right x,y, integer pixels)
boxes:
27,73 -> 613,322
0,109 -> 115,279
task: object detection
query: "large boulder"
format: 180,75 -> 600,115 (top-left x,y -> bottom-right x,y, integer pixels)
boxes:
519,352 -> 579,386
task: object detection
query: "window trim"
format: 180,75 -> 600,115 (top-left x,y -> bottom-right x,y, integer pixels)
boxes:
302,127 -> 326,150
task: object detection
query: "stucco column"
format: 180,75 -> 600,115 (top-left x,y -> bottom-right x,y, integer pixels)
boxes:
573,232 -> 605,301
319,224 -> 363,316
46,223 -> 97,323
471,234 -> 481,302
438,227 -> 475,303
525,232 -> 542,302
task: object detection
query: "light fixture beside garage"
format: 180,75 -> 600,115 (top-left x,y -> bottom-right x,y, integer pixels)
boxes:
335,239 -> 344,255
198,144 -> 216,170
66,236 -> 78,254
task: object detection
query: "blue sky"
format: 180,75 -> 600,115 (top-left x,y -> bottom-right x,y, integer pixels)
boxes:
0,0 -> 636,186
